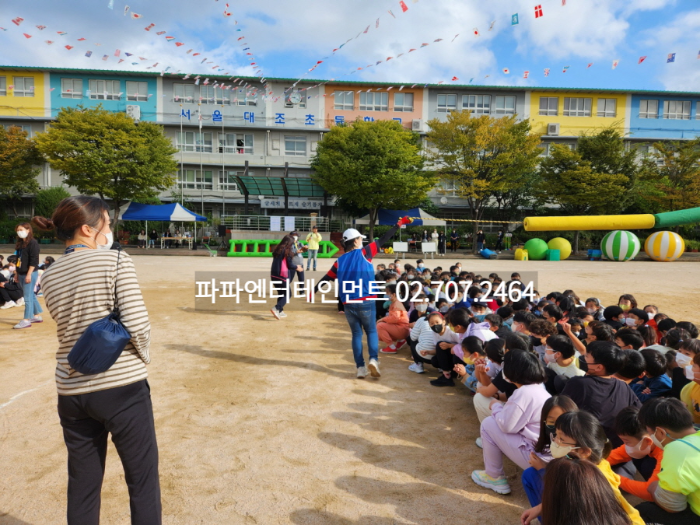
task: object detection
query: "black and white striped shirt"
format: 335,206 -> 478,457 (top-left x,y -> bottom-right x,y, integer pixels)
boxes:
41,249 -> 151,396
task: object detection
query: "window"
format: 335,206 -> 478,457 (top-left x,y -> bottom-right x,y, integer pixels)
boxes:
126,81 -> 148,102
359,92 -> 388,111
200,85 -> 215,104
284,136 -> 307,156
219,133 -> 253,154
597,98 -> 617,117
663,100 -> 691,120
214,86 -> 230,105
177,131 -> 213,153
219,171 -> 240,191
284,87 -> 306,108
639,100 -> 659,119
538,143 -> 551,157
0,76 -> 5,96
437,94 -> 457,112
60,78 -> 83,99
334,91 -> 354,110
4,124 -> 32,136
539,97 -> 558,116
174,83 -> 195,103
393,92 -> 414,112
89,79 -> 121,100
235,93 -> 257,106
563,97 -> 592,117
462,95 -> 491,115
494,96 -> 516,115
13,77 -> 35,97
179,169 -> 212,189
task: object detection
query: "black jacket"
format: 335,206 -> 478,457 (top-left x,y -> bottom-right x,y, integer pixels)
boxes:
16,239 -> 40,275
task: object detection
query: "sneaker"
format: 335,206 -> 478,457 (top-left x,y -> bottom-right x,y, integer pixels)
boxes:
408,363 -> 425,374
337,310 -> 345,314
368,358 -> 381,377
471,470 -> 511,495
475,437 -> 483,449
37,292 -> 44,297
380,345 -> 397,354
0,301 -> 16,309
15,297 -> 24,307
270,307 -> 281,320
357,366 -> 368,379
278,311 -> 287,318
30,316 -> 43,323
13,320 -> 32,329
395,339 -> 407,349
430,375 -> 455,387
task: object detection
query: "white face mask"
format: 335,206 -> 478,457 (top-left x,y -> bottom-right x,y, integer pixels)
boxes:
676,353 -> 693,368
293,236 -> 298,241
8,265 -> 16,273
624,317 -> 637,327
91,227 -> 113,250
686,365 -> 698,381
544,352 -> 558,364
550,439 -> 579,459
650,428 -> 671,451
625,438 -> 652,460
16,230 -> 28,239
416,303 -> 428,312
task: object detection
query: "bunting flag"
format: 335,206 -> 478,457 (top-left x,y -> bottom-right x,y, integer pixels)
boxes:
36,25 -> 46,30
114,49 -> 121,57
451,76 -> 458,81
130,13 -> 142,19
85,50 -> 92,57
612,59 -> 620,69
502,68 -> 510,74
523,71 -> 529,78
156,31 -> 166,35
175,42 -> 184,47
12,17 -> 24,26
512,13 -> 519,25
587,63 -> 593,68
102,55 -> 108,61
667,53 -> 675,63
145,23 -> 155,31
45,40 -> 53,44
534,5 -> 543,18
562,65 -> 570,72
388,10 -> 395,18
65,45 -> 73,50
638,56 -> 647,64
77,38 -> 86,41
473,28 -> 480,36
399,1 -> 409,13
376,18 -> 380,28
57,31 -> 67,35
124,6 -> 130,15
544,68 -> 550,76
23,33 -> 32,38
165,36 -> 175,41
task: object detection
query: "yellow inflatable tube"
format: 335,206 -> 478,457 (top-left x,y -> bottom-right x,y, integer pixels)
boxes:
523,215 -> 656,232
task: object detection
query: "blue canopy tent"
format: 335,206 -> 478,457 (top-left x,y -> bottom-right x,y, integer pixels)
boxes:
118,202 -> 207,245
355,208 -> 446,240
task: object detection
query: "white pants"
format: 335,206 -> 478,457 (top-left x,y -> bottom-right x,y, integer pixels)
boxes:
474,393 -> 504,423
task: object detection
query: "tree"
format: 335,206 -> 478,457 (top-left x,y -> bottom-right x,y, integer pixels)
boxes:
644,138 -> 700,218
425,111 -> 542,252
34,186 -> 71,219
310,119 -> 433,239
35,106 -> 179,230
0,126 -> 43,216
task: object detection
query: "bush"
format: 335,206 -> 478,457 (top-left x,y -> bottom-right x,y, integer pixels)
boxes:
34,187 -> 71,219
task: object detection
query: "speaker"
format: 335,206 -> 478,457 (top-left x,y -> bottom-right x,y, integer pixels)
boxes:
217,225 -> 226,237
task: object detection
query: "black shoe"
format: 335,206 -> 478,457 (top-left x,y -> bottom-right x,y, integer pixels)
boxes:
430,375 -> 455,387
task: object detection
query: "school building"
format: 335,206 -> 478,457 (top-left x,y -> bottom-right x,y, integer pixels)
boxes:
2,65 -> 700,226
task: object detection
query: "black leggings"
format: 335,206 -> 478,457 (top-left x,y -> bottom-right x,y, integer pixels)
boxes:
431,342 -> 465,372
0,285 -> 23,303
409,338 -> 433,365
636,503 -> 700,525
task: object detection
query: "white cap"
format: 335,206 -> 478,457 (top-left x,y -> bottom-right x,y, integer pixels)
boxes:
342,228 -> 366,243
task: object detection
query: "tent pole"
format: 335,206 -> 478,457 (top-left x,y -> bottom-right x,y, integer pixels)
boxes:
146,220 -> 148,249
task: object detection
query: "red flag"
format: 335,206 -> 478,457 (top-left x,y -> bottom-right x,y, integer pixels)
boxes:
144,23 -> 155,31
587,63 -> 593,68
23,33 -> 32,38
130,13 -> 142,19
451,76 -> 458,81
65,45 -> 73,50
175,42 -> 184,47
77,38 -> 86,41
12,17 -> 24,26
638,56 -> 647,64
399,1 -> 409,12
534,5 -> 543,18
115,49 -> 121,57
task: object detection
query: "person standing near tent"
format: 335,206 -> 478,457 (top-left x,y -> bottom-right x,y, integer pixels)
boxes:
313,216 -> 413,379
438,230 -> 446,257
305,226 -> 322,272
450,229 -> 459,252
477,230 -> 486,251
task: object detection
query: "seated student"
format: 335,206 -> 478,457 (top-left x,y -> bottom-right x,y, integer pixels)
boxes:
542,304 -> 565,328
614,349 -> 647,384
453,336 -> 487,392
566,317 -> 586,340
471,349 -> 550,495
670,339 -> 700,399
636,398 -> 700,525
496,306 -> 514,331
472,338 -> 505,388
607,407 -> 664,502
544,334 -> 585,395
680,353 -> 700,425
429,309 -> 471,387
512,311 -> 537,336
637,325 -> 658,348
537,458 -> 640,525
377,284 -> 410,353
418,312 -> 461,384
520,410 -> 645,525
0,268 -> 24,309
625,308 -> 650,329
604,305 -> 625,331
649,318 -> 678,348
484,313 -> 509,339
435,298 -> 450,314
521,395 -> 579,509
470,301 -> 489,322
561,341 -> 642,448
585,297 -> 605,320
528,319 -> 559,361
407,293 -> 433,326
615,328 -> 645,350
407,308 -> 436,375
631,349 -> 672,402
677,321 -> 700,340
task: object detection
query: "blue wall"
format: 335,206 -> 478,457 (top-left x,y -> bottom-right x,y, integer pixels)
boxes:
49,73 -> 158,121
629,94 -> 700,140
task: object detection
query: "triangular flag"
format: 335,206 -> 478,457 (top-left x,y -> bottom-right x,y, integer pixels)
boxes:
399,1 -> 409,12
612,59 -> 619,69
667,53 -> 675,63
638,56 -> 647,64
563,65 -> 570,72
124,6 -> 130,15
65,45 -> 73,50
502,68 -> 510,74
489,20 -> 496,31
23,33 -> 32,38
523,71 -> 529,78
388,9 -> 395,18
451,76 -> 459,81
544,68 -> 550,76
511,13 -> 519,25
587,63 -> 593,68
131,13 -> 142,19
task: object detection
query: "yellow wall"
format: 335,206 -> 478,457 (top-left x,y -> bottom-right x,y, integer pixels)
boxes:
0,69 -> 47,118
529,91 -> 626,137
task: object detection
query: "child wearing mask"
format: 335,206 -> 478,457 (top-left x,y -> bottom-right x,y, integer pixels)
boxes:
607,407 -> 664,502
669,339 -> 700,398
407,306 -> 437,374
472,338 -> 505,388
429,310 -> 471,386
680,353 -> 700,425
520,410 -> 645,525
452,336 -> 487,392
543,334 -> 585,395
377,284 -> 410,354
631,349 -> 672,402
528,319 -> 558,362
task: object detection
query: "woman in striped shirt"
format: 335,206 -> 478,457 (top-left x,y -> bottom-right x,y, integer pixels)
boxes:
34,196 -> 160,525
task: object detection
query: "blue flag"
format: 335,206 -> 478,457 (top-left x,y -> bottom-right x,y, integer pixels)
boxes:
512,13 -> 519,25
667,53 -> 676,63
108,0 -> 114,9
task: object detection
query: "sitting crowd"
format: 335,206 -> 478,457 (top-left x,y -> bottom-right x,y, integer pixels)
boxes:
371,259 -> 700,525
0,254 -> 54,309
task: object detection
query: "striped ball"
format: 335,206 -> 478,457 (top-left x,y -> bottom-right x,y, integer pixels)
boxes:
600,230 -> 640,262
644,231 -> 685,262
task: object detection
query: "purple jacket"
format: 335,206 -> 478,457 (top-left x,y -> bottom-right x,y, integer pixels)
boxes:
491,383 -> 551,444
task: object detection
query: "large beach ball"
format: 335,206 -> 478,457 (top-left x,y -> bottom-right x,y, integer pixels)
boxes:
524,238 -> 548,260
547,237 -> 572,260
600,230 -> 640,262
645,231 -> 685,262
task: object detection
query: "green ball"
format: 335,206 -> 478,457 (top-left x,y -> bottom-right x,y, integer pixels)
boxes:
547,237 -> 572,260
600,230 -> 640,262
524,238 -> 548,260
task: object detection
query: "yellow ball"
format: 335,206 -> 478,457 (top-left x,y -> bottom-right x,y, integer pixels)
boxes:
547,237 -> 572,261
644,231 -> 685,262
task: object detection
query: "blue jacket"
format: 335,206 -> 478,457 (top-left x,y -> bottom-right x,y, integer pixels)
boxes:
631,374 -> 672,403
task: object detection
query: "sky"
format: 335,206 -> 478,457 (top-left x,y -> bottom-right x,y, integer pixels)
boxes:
1,0 -> 700,92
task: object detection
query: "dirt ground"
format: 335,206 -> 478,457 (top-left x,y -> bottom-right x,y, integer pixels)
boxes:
1,254 -> 698,525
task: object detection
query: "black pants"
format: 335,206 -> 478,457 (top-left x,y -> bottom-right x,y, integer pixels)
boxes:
57,380 -> 161,525
431,342 -> 465,372
495,239 -> 503,250
0,285 -> 23,303
408,338 -> 433,365
636,502 -> 700,525
451,240 -> 458,252
273,278 -> 290,312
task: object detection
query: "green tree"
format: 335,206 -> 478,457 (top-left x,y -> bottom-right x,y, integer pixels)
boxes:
34,186 -> 71,219
35,106 -> 179,229
310,119 -> 433,239
0,126 -> 43,216
425,111 -> 542,252
644,138 -> 700,217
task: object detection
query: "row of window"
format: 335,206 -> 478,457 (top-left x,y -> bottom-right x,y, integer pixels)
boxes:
178,169 -> 245,190
173,83 -> 258,106
0,77 -> 35,97
59,78 -> 150,101
638,100 -> 693,120
333,91 -> 415,112
437,94 -> 517,115
538,97 -> 618,117
176,133 -> 308,156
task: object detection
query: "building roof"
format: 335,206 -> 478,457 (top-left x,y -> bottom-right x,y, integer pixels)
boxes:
2,64 -> 700,97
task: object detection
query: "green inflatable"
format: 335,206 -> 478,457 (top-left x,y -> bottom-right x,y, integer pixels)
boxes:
227,239 -> 339,258
600,230 -> 640,262
524,238 -> 549,260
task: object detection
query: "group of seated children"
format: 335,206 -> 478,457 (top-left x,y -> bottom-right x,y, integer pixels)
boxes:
372,260 -> 700,525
